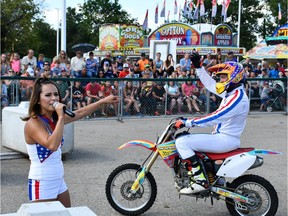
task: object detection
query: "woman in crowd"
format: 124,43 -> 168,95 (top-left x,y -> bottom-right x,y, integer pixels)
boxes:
164,54 -> 175,77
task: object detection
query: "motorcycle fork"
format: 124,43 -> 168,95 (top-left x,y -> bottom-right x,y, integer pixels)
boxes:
130,150 -> 160,193
211,186 -> 254,205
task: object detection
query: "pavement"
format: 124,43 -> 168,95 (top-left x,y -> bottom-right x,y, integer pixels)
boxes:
1,114 -> 287,216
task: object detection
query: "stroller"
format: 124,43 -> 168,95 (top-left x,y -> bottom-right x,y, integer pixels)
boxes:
266,81 -> 287,112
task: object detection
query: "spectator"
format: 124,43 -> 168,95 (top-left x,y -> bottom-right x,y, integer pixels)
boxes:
123,81 -> 141,116
153,52 -> 165,78
164,80 -> 182,115
242,57 -> 253,71
138,53 -> 149,72
179,53 -> 191,72
67,81 -> 86,111
71,51 -> 86,77
119,63 -> 130,78
10,52 -> 21,75
151,81 -> 166,116
148,58 -> 154,70
37,54 -> 45,71
268,64 -> 279,78
182,80 -> 202,114
125,67 -> 139,88
126,58 -> 134,71
226,51 -> 237,62
248,72 -> 260,98
55,77 -> 70,105
133,63 -> 142,78
1,53 -> 11,75
259,81 -> 270,111
85,81 -> 101,106
65,61 -> 72,77
1,80 -> 9,108
41,68 -> 52,78
57,50 -> 69,70
21,49 -> 37,71
103,62 -> 114,78
253,63 -> 262,76
175,64 -> 182,77
115,56 -> 124,74
100,81 -> 114,117
100,52 -> 112,70
164,54 -> 175,77
142,64 -> 154,78
135,81 -> 154,115
203,53 -> 215,68
51,60 -> 61,77
178,68 -> 189,87
215,52 -> 223,64
20,68 -> 35,100
86,51 -> 98,78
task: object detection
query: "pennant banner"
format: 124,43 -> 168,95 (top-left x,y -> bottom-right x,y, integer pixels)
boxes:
155,4 -> 159,24
212,0 -> 217,17
142,9 -> 148,29
160,0 -> 166,17
278,3 -> 282,20
193,0 -> 200,20
174,0 -> 178,14
200,0 -> 205,17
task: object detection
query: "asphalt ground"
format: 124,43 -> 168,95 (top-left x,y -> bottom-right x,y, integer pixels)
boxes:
1,114 -> 287,216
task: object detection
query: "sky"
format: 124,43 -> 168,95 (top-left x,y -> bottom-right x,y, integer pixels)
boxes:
42,0 -> 223,31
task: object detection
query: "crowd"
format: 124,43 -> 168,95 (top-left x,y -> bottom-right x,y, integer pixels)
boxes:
1,49 -> 287,115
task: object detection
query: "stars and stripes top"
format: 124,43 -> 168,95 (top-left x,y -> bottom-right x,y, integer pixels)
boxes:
26,115 -> 64,180
186,67 -> 249,138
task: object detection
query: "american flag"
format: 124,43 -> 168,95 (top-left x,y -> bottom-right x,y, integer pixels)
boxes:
155,4 -> 159,24
174,0 -> 178,15
160,0 -> 166,17
212,0 -> 217,17
200,0 -> 205,17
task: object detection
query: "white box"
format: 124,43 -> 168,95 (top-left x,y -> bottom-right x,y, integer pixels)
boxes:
2,102 -> 74,155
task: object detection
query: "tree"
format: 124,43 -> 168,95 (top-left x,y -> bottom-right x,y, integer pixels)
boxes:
1,0 -> 41,55
80,0 -> 138,46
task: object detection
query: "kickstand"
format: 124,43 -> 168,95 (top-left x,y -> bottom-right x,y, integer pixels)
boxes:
210,197 -> 214,205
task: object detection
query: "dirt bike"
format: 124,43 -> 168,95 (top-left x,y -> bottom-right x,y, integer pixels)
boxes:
105,118 -> 280,216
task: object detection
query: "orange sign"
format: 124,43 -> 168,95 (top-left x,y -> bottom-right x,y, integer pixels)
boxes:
99,25 -> 120,50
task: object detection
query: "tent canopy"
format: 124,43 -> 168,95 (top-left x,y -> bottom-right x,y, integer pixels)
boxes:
244,40 -> 288,60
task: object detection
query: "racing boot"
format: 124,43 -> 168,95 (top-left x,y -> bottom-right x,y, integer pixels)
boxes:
180,155 -> 208,195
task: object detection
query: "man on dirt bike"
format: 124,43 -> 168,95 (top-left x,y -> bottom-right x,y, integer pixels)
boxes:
175,52 -> 249,195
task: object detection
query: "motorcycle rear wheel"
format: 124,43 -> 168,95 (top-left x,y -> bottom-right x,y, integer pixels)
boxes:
105,163 -> 157,215
226,174 -> 278,216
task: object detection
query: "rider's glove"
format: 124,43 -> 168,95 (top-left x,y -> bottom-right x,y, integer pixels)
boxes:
175,120 -> 186,129
185,119 -> 195,128
190,52 -> 201,68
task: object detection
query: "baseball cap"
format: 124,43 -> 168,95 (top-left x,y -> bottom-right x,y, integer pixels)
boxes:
117,56 -> 122,59
134,63 -> 139,67
123,63 -> 129,68
61,68 -> 66,72
27,68 -> 34,76
145,64 -> 150,68
141,53 -> 146,57
176,64 -> 181,68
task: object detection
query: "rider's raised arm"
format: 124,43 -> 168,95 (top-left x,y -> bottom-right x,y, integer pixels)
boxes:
196,67 -> 225,98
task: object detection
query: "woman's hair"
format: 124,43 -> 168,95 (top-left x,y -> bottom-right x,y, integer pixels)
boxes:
22,77 -> 62,121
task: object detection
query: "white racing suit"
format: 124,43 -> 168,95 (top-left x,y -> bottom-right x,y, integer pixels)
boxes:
176,67 -> 250,159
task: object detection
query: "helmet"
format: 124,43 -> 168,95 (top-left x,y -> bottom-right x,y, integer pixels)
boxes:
208,61 -> 244,94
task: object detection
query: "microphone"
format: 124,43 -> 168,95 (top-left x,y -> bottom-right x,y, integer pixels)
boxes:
53,102 -> 75,118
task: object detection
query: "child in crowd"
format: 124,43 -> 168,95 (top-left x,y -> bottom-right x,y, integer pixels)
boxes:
259,81 -> 270,111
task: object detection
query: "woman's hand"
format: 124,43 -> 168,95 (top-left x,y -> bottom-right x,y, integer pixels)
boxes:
53,102 -> 65,118
100,95 -> 120,104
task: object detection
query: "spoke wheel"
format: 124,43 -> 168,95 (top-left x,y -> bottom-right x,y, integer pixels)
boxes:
105,163 -> 157,215
226,175 -> 278,216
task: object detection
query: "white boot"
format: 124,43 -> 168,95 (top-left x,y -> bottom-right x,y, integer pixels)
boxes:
180,167 -> 207,195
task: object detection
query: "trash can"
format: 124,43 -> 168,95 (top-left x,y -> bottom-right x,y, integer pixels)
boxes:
2,102 -> 74,155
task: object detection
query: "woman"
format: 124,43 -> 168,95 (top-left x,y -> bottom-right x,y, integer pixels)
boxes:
123,81 -> 141,116
22,77 -> 118,207
163,54 -> 175,77
164,80 -> 182,115
181,80 -> 202,114
57,50 -> 69,70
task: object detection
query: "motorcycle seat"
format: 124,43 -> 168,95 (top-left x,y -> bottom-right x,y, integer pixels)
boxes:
197,147 -> 255,160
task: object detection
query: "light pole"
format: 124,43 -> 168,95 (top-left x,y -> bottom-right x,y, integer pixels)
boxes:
56,8 -> 60,56
237,0 -> 242,48
61,0 -> 66,52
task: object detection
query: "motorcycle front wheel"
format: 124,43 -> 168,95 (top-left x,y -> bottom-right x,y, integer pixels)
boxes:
105,163 -> 157,216
226,174 -> 278,216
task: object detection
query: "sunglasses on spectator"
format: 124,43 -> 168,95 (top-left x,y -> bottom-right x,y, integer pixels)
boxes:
9,70 -> 14,72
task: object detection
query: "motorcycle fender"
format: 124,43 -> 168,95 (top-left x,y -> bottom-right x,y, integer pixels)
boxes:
216,153 -> 256,178
119,140 -> 156,150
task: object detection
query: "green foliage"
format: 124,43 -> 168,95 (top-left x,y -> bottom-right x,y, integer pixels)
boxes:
1,0 -> 286,59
